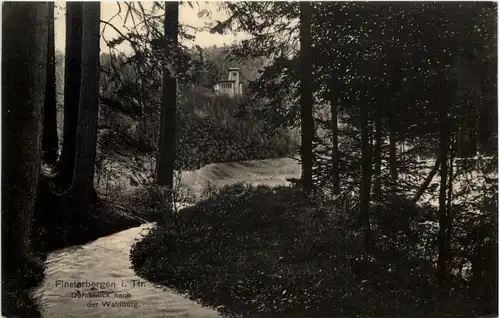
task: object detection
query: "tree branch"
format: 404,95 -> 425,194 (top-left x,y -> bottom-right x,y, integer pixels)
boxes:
413,156 -> 441,203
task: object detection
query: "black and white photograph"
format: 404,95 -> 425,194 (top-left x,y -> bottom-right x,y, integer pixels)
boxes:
2,1 -> 498,317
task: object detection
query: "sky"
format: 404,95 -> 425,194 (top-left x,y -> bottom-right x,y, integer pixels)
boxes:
54,2 -> 249,54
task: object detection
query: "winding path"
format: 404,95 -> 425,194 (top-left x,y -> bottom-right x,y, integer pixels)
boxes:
33,158 -> 300,318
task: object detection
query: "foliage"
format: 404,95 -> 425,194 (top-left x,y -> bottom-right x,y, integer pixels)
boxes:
130,2 -> 497,316
176,93 -> 297,170
221,2 -> 497,191
2,283 -> 43,318
99,53 -> 298,171
131,184 -> 483,317
9,2 -> 495,317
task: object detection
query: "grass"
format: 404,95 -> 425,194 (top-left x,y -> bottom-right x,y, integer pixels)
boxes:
130,184 -> 481,318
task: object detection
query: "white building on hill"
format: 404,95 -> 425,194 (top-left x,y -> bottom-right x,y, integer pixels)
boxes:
214,67 -> 243,97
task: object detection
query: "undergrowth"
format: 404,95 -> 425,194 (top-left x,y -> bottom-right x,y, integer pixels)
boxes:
130,184 -> 479,318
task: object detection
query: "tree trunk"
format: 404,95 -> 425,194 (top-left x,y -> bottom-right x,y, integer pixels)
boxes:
373,98 -> 382,206
58,2 -> 83,188
156,1 -> 179,190
389,64 -> 399,198
69,2 -> 100,214
299,1 -> 314,192
42,2 -> 58,167
447,137 -> 455,214
446,136 -> 455,276
360,90 -> 372,254
436,99 -> 450,286
389,103 -> 398,197
2,1 -> 48,274
412,155 -> 441,203
329,73 -> 340,196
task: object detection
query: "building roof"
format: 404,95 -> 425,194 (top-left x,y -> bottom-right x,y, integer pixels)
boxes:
228,67 -> 240,71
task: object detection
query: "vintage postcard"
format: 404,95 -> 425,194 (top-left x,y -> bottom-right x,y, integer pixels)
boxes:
2,2 -> 497,317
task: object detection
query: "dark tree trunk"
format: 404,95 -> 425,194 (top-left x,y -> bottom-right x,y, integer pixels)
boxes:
69,2 -> 100,212
446,136 -> 455,274
447,137 -> 455,213
413,155 -> 441,203
360,90 -> 372,254
156,1 -> 179,190
389,62 -> 399,198
58,2 -> 83,188
470,226 -> 498,314
329,73 -> 340,196
478,100 -> 496,156
42,2 -> 58,167
389,103 -> 398,197
436,99 -> 450,286
299,1 -> 314,192
373,98 -> 382,206
2,1 -> 48,275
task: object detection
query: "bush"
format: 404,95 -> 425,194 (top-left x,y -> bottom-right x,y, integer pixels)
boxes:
130,185 -> 477,317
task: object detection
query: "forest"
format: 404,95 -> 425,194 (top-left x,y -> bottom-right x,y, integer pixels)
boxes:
2,2 -> 498,318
